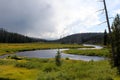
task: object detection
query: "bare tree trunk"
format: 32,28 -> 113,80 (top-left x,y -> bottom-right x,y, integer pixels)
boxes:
103,0 -> 115,65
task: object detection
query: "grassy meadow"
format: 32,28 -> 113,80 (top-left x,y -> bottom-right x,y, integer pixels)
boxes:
63,48 -> 110,57
0,43 -> 93,56
0,57 -> 120,80
0,43 -> 120,80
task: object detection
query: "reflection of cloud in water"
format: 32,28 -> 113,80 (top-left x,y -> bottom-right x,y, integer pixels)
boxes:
0,45 -> 105,61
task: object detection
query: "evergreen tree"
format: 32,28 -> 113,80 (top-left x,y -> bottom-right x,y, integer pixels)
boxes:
55,50 -> 61,66
0,28 -> 46,43
104,29 -> 108,45
111,14 -> 120,73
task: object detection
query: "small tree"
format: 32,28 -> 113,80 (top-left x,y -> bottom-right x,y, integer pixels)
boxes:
111,14 -> 120,73
55,50 -> 61,66
104,29 -> 108,45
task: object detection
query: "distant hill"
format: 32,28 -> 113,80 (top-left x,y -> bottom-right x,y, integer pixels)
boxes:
54,33 -> 104,44
0,28 -> 47,43
0,28 -> 104,44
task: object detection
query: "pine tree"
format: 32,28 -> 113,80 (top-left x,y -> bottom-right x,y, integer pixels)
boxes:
104,29 -> 108,45
111,14 -> 120,73
55,50 -> 61,66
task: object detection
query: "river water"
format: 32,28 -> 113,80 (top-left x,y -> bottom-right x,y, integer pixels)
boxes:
0,44 -> 105,61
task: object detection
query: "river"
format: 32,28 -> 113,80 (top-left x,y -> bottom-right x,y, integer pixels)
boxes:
0,44 -> 105,61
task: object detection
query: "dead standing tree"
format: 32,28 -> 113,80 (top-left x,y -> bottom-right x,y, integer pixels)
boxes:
100,0 -> 116,66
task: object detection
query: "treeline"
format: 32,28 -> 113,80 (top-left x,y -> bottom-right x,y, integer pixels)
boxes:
53,33 -> 104,44
0,28 -> 105,44
0,28 -> 46,43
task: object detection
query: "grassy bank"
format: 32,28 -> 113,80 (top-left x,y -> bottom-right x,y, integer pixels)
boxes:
0,57 -> 119,80
63,49 -> 110,57
0,43 -> 93,56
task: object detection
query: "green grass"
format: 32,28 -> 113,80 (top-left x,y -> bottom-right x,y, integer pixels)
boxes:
0,43 -> 93,56
63,48 -> 110,57
0,57 -> 119,80
0,43 -> 119,80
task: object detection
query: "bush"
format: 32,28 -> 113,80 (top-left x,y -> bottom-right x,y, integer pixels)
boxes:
65,57 -> 69,60
43,64 -> 58,72
7,55 -> 21,60
15,62 -> 35,69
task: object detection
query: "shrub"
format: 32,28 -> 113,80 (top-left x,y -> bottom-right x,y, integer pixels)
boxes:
43,64 -> 58,72
7,55 -> 21,60
65,57 -> 69,60
15,62 -> 35,69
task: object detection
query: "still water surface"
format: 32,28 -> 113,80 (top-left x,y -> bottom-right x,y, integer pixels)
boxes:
0,44 -> 105,61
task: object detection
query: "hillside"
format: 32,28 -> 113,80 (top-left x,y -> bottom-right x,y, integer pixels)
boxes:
0,28 -> 46,43
0,28 -> 104,44
54,33 -> 104,44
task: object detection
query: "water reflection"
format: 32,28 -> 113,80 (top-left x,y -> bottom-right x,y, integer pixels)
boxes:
0,44 -> 105,61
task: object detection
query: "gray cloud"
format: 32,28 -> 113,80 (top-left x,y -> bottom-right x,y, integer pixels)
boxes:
0,0 -> 56,37
0,0 -> 119,39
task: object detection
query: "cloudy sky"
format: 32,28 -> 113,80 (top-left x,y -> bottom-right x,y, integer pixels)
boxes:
0,0 -> 120,39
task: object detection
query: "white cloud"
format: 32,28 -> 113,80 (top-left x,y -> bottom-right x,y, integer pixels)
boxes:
42,0 -> 101,39
114,9 -> 120,15
0,0 -> 120,39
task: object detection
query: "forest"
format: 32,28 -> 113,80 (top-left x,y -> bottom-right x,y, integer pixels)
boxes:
0,28 -> 104,44
0,28 -> 46,43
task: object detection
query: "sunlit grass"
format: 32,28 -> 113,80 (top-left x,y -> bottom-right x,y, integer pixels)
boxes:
0,43 -> 119,80
0,65 -> 38,80
63,48 -> 110,57
0,57 -> 119,80
0,43 -> 93,55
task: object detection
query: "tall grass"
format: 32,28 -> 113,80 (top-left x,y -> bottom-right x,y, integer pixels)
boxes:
64,48 -> 110,57
0,57 -> 119,80
0,43 -> 93,55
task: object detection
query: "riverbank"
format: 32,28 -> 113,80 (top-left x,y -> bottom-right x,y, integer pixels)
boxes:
0,43 -> 93,56
0,57 -> 119,80
0,44 -> 119,80
63,48 -> 110,57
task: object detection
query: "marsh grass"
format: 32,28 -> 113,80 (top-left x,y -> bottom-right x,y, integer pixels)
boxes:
0,43 -> 93,55
0,57 -> 119,80
64,48 -> 110,57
